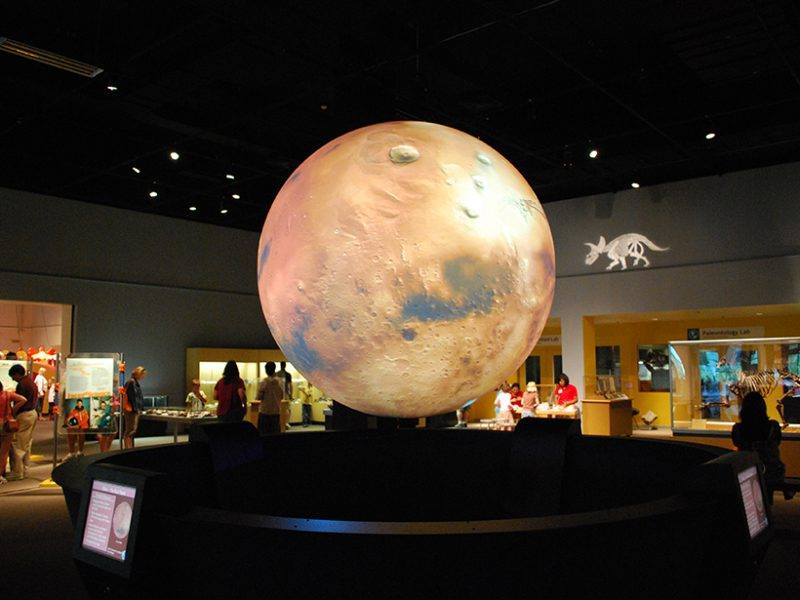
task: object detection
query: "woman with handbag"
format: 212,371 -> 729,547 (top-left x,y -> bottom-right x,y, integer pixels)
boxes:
0,381 -> 26,485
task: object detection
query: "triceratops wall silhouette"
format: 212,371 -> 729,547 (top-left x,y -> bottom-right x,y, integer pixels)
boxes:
584,233 -> 668,270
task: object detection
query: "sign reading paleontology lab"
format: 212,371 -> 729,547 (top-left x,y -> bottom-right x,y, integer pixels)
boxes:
689,326 -> 766,340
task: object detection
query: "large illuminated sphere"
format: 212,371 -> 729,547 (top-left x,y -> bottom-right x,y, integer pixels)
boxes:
257,122 -> 555,417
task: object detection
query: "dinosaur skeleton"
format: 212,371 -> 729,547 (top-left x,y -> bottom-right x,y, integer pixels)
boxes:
584,234 -> 668,271
695,368 -> 799,427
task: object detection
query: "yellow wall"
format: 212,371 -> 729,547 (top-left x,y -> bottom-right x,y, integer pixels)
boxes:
594,314 -> 800,425
186,347 -> 285,399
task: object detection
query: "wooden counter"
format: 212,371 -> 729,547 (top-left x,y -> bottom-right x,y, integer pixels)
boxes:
581,397 -> 633,436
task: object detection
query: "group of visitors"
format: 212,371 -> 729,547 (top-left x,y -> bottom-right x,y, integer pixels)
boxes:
0,364 -> 41,483
212,360 -> 293,434
494,373 -> 579,422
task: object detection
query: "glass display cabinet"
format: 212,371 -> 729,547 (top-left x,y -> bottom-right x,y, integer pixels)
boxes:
186,348 -> 333,425
669,337 -> 800,437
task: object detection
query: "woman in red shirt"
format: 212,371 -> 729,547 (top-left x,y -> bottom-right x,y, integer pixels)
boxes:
214,361 -> 246,423
65,398 -> 90,458
553,373 -> 579,407
0,382 -> 26,484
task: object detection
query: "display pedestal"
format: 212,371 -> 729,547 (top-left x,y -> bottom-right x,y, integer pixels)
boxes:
581,398 -> 632,436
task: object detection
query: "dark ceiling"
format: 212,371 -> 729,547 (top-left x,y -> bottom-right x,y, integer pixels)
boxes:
2,0 -> 800,231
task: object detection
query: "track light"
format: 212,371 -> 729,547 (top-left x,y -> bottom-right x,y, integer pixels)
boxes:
0,37 -> 103,78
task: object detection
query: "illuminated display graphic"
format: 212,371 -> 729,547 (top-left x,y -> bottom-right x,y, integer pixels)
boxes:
258,121 -> 555,417
584,233 -> 667,271
81,479 -> 136,561
738,466 -> 768,539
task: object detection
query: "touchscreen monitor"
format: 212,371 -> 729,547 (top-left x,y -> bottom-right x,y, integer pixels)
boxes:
81,479 -> 136,561
737,466 -> 768,539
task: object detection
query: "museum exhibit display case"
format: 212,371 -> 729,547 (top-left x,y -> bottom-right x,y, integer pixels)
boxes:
670,337 -> 800,437
185,348 -> 333,426
582,374 -> 633,436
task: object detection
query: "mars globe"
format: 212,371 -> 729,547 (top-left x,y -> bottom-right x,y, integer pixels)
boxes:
257,121 -> 555,418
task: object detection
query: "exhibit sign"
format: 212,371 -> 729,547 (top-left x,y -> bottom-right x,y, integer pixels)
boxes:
535,335 -> 561,347
695,326 -> 765,340
0,359 -> 28,391
738,466 -> 768,539
63,354 -> 118,432
81,479 -> 136,561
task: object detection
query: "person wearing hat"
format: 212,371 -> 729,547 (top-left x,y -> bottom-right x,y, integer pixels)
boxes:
521,382 -> 539,418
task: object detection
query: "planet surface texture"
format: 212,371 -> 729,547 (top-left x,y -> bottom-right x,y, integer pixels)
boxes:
257,121 -> 555,418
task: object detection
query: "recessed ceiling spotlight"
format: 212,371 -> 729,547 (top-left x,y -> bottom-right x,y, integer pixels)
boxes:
755,312 -> 763,316
220,208 -> 228,215
149,190 -> 158,198
652,317 -> 659,321
169,151 -> 180,160
231,193 -> 240,200
631,182 -> 640,189
226,174 -> 235,180
189,206 -> 197,212
588,149 -> 598,159
705,132 -> 716,140
106,85 -> 117,91
131,166 -> 141,174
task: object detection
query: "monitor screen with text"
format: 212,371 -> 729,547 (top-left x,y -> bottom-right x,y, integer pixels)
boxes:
81,479 -> 136,561
738,466 -> 768,539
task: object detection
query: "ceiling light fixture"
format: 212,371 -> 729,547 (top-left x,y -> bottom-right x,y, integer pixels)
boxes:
755,312 -> 763,316
226,174 -> 235,180
149,191 -> 158,198
189,206 -> 197,212
631,182 -> 640,189
131,166 -> 141,174
0,37 -> 103,78
107,85 -> 118,91
220,208 -> 228,215
705,132 -> 716,140
588,149 -> 598,159
231,194 -> 240,200
169,151 -> 180,160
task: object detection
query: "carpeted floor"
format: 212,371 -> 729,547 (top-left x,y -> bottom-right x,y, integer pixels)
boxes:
1,493 -> 89,599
